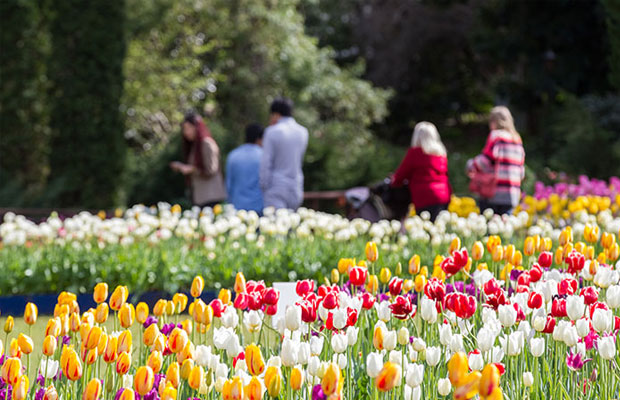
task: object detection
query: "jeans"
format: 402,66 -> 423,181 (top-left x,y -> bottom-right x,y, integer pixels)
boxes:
418,203 -> 449,222
477,200 -> 512,216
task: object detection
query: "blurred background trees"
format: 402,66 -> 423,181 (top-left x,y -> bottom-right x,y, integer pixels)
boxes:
1,0 -> 618,208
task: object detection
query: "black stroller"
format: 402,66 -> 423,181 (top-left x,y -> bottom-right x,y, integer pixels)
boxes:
345,178 -> 411,222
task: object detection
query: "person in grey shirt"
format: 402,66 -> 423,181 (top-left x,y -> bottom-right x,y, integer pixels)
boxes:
260,98 -> 309,209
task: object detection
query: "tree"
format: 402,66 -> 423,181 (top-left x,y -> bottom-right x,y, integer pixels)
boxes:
47,0 -> 127,207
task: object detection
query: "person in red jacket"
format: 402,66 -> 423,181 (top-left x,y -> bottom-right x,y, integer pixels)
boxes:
391,122 -> 452,221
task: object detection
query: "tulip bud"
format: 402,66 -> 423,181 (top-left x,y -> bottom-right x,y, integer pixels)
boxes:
4,316 -> 14,333
290,366 -> 304,390
116,351 -> 131,375
366,241 -> 378,262
191,275 -> 205,298
109,285 -> 128,311
117,330 -> 132,354
397,327 -> 410,346
188,365 -> 204,390
180,359 -> 194,380
379,268 -> 392,284
43,335 -> 57,357
12,375 -> 29,400
17,333 -> 33,354
166,362 -> 180,388
218,289 -> 231,305
93,282 -> 108,304
331,269 -> 340,284
103,336 -> 118,364
1,357 -> 21,386
118,303 -> 135,329
409,255 -> 421,274
43,386 -> 59,400
234,272 -> 247,293
523,371 -> 534,387
24,302 -> 38,325
118,388 -> 135,400
146,350 -> 163,374
376,361 -> 400,392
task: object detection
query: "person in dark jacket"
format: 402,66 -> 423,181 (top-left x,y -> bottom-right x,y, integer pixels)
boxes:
391,122 -> 452,221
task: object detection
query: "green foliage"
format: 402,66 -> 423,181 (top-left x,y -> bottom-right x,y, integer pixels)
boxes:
46,0 -> 127,208
603,0 -> 620,90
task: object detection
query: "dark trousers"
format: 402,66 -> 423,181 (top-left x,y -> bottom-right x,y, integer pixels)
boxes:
478,200 -> 512,215
419,203 -> 449,222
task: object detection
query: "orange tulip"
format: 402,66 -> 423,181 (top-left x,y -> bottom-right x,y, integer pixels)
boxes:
118,389 -> 135,400
134,366 -> 155,396
9,339 -> 21,358
152,333 -> 165,353
454,371 -> 481,400
448,352 -> 469,386
1,357 -> 21,386
176,342 -> 194,364
95,303 -> 109,324
17,333 -> 33,354
409,254 -> 421,274
116,351 -> 131,375
218,289 -> 232,305
147,350 -> 163,373
244,376 -> 263,400
290,366 -> 304,390
144,323 -> 160,347
103,336 -> 118,363
168,327 -> 188,353
85,326 -> 102,350
321,362 -> 340,395
69,313 -> 81,333
234,272 -> 247,293
58,291 -> 77,305
43,335 -> 57,357
118,303 -> 135,328
136,302 -> 149,324
376,362 -> 399,392
117,330 -> 132,354
109,285 -> 128,311
24,302 -> 38,325
61,347 -> 82,381
245,343 -> 265,376
366,274 -> 379,294
12,375 -> 29,400
414,274 -> 427,293
93,282 -> 108,304
82,378 -> 102,400
222,376 -> 244,400
373,325 -> 384,350
97,333 -> 108,356
191,275 -> 204,298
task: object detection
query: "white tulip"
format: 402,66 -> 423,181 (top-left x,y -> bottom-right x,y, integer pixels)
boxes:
576,318 -> 590,338
504,331 -> 524,356
389,350 -> 403,365
412,337 -> 426,352
477,327 -> 495,353
530,337 -> 545,357
438,378 -> 452,396
592,308 -> 613,333
606,285 -> 620,309
384,330 -> 397,351
376,301 -> 392,322
450,334 -> 464,353
566,295 -> 585,321
367,352 -> 383,378
523,371 -> 534,387
439,323 -> 452,346
281,338 -> 298,367
490,346 -> 505,363
599,336 -> 616,360
332,308 -> 348,330
221,307 -> 239,329
563,325 -> 579,347
468,352 -> 484,371
285,305 -> 302,331
404,385 -> 422,400
398,327 -> 410,346
243,310 -> 262,333
331,333 -> 348,354
425,346 -> 441,367
297,342 -> 310,365
310,336 -> 324,356
498,304 -> 517,328
420,298 -> 438,324
346,326 -> 359,346
39,358 -> 59,379
307,356 -> 321,376
195,345 -> 212,367
405,363 -> 424,387
122,374 -> 133,389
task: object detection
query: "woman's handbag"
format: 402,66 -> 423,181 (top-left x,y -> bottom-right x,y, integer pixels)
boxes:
468,169 -> 497,199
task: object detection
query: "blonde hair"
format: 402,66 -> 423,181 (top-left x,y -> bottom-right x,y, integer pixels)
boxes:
489,106 -> 521,140
411,121 -> 447,157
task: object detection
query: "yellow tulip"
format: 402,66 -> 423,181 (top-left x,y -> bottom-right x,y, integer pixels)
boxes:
165,301 -> 175,316
166,362 -> 180,388
43,385 -> 59,400
331,269 -> 340,284
448,352 -> 469,386
419,266 -> 429,277
479,364 -> 500,398
97,333 -> 108,356
180,319 -> 193,335
559,227 -> 573,246
449,237 -> 462,255
160,383 -> 177,400
188,365 -> 204,390
176,342 -> 194,364
82,378 -> 102,400
134,366 -> 155,396
45,317 -> 61,337
290,366 -> 304,390
523,237 -> 535,256
12,375 -> 29,400
85,326 -> 102,350
116,351 -> 131,375
373,325 -> 384,350
118,388 -> 135,400
152,333 -> 166,353
58,291 -> 77,305
153,299 -> 166,317
24,302 -> 38,325
95,303 -> 109,324
43,335 -> 57,357
93,282 -> 108,304
511,250 -> 523,267
245,343 -> 266,376
471,241 -> 484,261
1,357 -> 21,386
191,275 -> 205,298
265,366 -> 282,397
147,350 -> 163,374
4,316 -> 14,333
222,376 -> 244,400
379,268 -> 391,284
136,302 -> 149,324
9,338 -> 21,358
338,258 -> 355,274
432,264 -> 446,281
486,235 -> 501,252
180,359 -> 194,380
365,241 -> 378,262
118,330 -> 132,354
492,245 -> 504,262
366,275 -> 379,295
109,285 -> 128,311
103,336 -> 118,364
69,313 -> 80,333
173,293 -> 189,313
376,361 -> 400,392
409,254 -> 421,274
17,333 -> 33,354
321,362 -> 340,395
118,303 -> 135,328
143,323 -> 160,347
414,274 -> 427,293
244,376 -> 263,400
454,371 -> 481,400
61,346 -> 82,381
606,243 -> 619,261
403,279 -> 414,293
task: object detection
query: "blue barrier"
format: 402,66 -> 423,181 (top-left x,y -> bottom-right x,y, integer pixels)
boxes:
0,291 -> 217,316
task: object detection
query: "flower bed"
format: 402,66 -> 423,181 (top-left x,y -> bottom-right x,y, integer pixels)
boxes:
1,224 -> 619,399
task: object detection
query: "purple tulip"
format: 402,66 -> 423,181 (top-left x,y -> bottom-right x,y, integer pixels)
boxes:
566,350 -> 591,371
143,316 -> 158,328
312,384 -> 327,400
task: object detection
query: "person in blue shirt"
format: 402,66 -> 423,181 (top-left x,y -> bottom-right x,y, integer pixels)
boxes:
226,124 -> 264,213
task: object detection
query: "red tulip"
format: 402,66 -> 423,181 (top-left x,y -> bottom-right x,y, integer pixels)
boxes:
580,287 -> 599,306
538,252 -> 553,268
566,251 -> 585,274
440,257 -> 461,277
389,295 -> 413,320
247,292 -> 262,311
265,304 -> 277,316
558,278 -> 578,296
388,277 -> 403,296
234,293 -> 248,310
483,279 -> 501,296
209,299 -> 226,318
485,290 -> 507,310
299,300 -> 317,323
551,298 -> 567,318
349,267 -> 368,286
322,292 -> 339,310
588,301 -> 609,319
246,280 -> 266,294
527,292 -> 543,309
513,303 -> 526,322
295,280 -> 315,297
517,272 -> 531,287
360,293 -> 376,310
529,263 -> 543,283
347,307 -> 359,326
453,248 -> 469,268
262,288 -> 280,306
542,315 -> 556,334
424,278 -> 446,302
